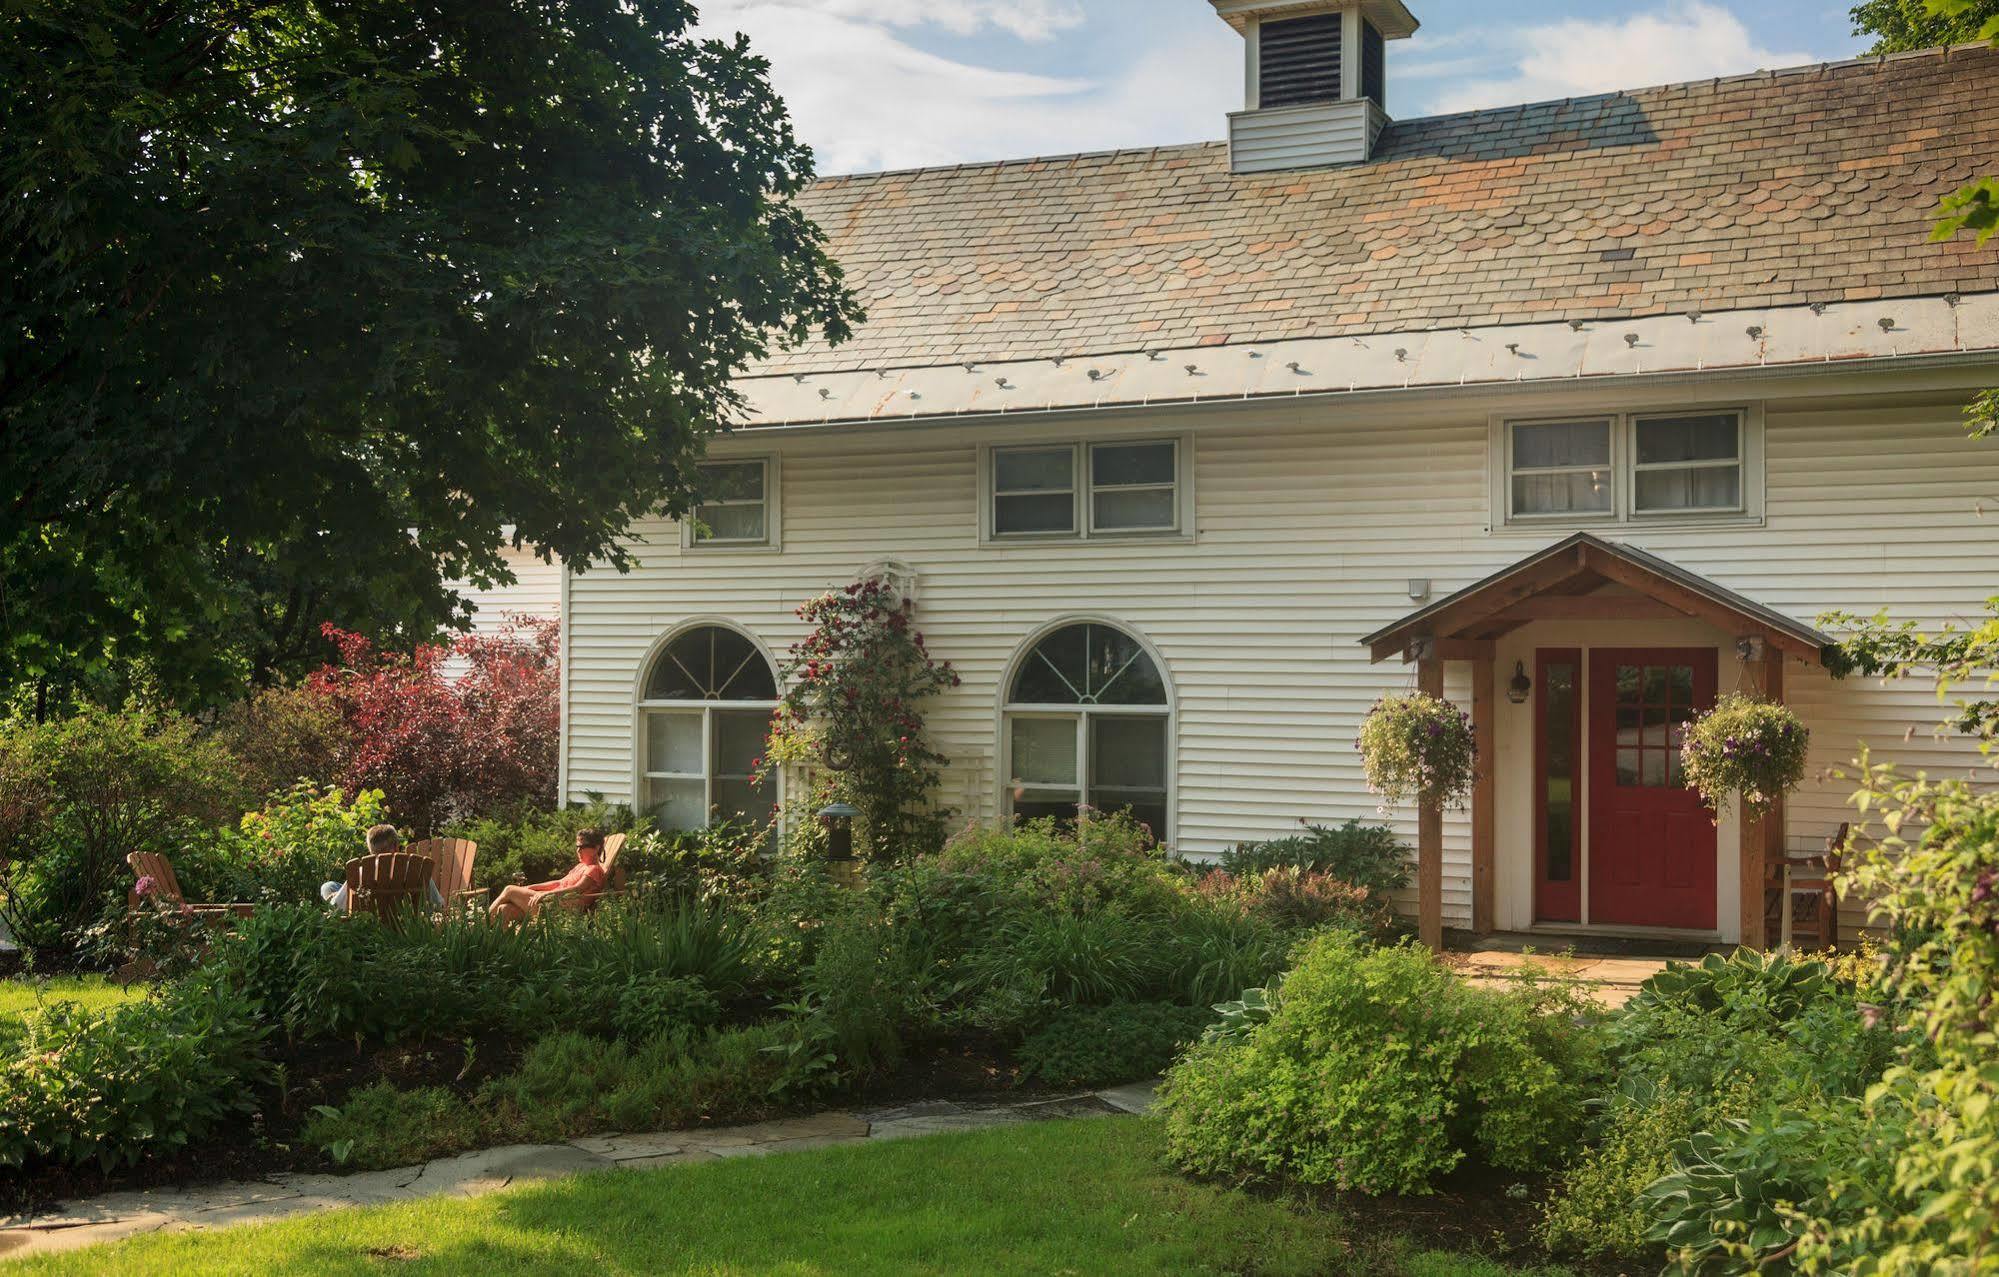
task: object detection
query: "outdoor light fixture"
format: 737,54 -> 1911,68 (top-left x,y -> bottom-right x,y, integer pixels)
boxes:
1507,661 -> 1532,704
817,802 -> 860,868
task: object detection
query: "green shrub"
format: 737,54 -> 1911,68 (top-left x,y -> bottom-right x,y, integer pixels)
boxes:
936,814 -> 1187,917
221,781 -> 391,903
303,1084 -> 482,1171
963,908 -> 1170,1016
480,1023 -> 791,1142
1160,933 -> 1602,1195
799,907 -> 926,1080
614,974 -> 720,1042
0,704 -> 246,956
1159,904 -> 1290,1006
0,978 -> 272,1171
211,682 -> 349,805
1218,819 -> 1411,897
1017,1002 -> 1212,1089
1539,1080 -> 1725,1259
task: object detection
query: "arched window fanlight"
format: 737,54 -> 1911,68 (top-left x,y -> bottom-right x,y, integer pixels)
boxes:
1003,621 -> 1171,842
637,625 -> 779,840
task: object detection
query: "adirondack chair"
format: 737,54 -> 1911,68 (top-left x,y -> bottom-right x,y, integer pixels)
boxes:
408,837 -> 486,912
341,851 -> 437,923
125,851 -> 255,921
1765,823 -> 1845,951
557,832 -> 626,914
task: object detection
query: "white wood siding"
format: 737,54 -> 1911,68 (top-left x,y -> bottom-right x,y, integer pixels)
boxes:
442,546 -> 565,678
1226,99 -> 1385,173
563,373 -> 1999,931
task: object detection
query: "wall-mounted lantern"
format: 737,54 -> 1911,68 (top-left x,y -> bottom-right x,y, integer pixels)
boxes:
1507,661 -> 1533,705
817,801 -> 861,884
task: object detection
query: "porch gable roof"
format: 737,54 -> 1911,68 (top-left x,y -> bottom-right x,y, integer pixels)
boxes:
1360,533 -> 1834,664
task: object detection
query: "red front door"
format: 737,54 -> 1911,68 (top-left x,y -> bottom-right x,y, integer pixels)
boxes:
1587,648 -> 1718,930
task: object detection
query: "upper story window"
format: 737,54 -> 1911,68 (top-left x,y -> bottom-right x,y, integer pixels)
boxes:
685,458 -> 777,548
1498,409 -> 1756,527
986,437 -> 1188,542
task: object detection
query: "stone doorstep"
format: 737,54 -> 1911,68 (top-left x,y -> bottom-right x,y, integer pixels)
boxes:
0,1084 -> 1160,1260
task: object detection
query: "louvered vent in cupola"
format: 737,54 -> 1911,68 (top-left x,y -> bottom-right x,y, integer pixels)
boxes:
1210,0 -> 1419,173
1257,14 -> 1342,108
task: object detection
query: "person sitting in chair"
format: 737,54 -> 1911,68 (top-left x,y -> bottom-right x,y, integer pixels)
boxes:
487,829 -> 609,926
321,824 -> 444,913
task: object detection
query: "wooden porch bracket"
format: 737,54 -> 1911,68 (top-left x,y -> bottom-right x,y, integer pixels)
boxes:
1471,658 -> 1496,934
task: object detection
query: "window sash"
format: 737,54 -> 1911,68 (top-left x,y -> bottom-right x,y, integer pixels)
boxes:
990,440 -> 1183,539
691,460 -> 770,545
1003,707 -> 1170,837
1502,411 -> 1750,524
639,702 -> 778,834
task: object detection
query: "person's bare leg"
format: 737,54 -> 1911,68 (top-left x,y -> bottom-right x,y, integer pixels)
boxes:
489,885 -> 534,926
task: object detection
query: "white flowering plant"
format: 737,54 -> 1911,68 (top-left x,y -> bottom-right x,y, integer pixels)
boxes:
1679,694 -> 1809,819
1356,692 -> 1476,810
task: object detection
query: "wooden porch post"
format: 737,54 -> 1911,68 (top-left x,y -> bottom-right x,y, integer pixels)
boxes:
1471,658 -> 1496,935
1417,650 -> 1445,950
1738,645 -> 1784,949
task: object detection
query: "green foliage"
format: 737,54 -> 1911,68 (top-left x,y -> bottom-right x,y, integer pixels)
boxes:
303,1084 -> 482,1171
1,0 -> 857,707
480,1024 -> 792,1142
1017,1002 -> 1212,1089
1161,933 -> 1602,1195
223,782 -> 391,903
1356,693 -> 1477,809
0,705 -> 245,956
964,910 -> 1169,1018
0,978 -> 271,1171
765,580 -> 960,858
1540,1081 -> 1717,1259
797,907 -> 926,1080
1853,0 -> 1999,51
614,974 -> 721,1043
1679,695 -> 1809,818
212,897 -> 753,1045
1218,819 -> 1411,896
1203,986 -> 1280,1047
1778,765 -> 1999,1273
210,684 -> 350,805
1233,866 -> 1398,938
1160,905 -> 1293,1007
935,813 -> 1188,917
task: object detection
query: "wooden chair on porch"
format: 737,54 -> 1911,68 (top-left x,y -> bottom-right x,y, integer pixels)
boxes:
407,837 -> 487,912
1764,823 -> 1845,951
339,851 -> 436,923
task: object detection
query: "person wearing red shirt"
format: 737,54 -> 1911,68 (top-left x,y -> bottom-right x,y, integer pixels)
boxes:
488,828 -> 609,925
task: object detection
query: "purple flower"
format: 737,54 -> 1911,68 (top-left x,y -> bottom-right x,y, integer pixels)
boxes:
134,875 -> 158,899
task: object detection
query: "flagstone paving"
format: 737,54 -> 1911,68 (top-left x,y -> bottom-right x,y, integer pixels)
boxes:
0,1087 -> 1153,1260
1453,947 -> 1674,1009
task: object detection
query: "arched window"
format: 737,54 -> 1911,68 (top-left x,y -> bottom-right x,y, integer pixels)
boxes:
636,625 -> 779,835
1003,621 -> 1171,841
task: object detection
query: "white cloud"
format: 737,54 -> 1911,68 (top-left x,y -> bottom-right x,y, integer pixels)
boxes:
699,1 -> 1235,173
1421,3 -> 1814,116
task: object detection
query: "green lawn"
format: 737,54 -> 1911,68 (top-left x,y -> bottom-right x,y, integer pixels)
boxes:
6,1118 -> 1573,1276
0,975 -> 141,1052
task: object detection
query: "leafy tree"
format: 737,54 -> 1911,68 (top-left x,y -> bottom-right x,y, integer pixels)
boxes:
2,0 -> 857,709
1852,0 -> 1999,50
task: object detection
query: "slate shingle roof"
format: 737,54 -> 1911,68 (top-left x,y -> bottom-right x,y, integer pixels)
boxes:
771,44 -> 1999,377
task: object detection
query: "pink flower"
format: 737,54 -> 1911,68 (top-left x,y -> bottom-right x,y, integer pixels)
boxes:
134,875 -> 158,899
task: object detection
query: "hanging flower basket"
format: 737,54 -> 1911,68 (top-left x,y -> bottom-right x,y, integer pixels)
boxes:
1356,692 -> 1476,810
1680,694 -> 1809,819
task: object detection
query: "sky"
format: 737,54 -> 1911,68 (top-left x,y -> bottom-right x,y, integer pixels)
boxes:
694,0 -> 1874,175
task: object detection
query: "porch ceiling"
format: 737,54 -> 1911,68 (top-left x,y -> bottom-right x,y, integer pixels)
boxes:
1361,532 -> 1833,664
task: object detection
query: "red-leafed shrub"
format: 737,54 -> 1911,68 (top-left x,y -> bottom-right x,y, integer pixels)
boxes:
309,616 -> 559,833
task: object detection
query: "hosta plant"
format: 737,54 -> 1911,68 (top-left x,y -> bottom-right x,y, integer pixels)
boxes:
1680,695 -> 1808,819
1355,692 -> 1476,809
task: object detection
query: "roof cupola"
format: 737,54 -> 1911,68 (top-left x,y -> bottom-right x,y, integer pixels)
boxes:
1208,0 -> 1418,172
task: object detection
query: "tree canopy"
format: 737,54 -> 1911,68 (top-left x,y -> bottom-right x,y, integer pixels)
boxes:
2,0 -> 858,709
1852,0 -> 1999,49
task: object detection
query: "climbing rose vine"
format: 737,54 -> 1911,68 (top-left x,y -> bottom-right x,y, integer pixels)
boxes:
765,580 -> 960,859
1679,693 -> 1808,819
1355,692 -> 1476,809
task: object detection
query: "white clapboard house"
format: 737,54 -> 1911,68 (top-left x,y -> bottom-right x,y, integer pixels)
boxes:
539,2 -> 1999,948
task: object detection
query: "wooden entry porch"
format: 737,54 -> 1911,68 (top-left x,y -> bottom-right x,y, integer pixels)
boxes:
1360,533 -> 1833,951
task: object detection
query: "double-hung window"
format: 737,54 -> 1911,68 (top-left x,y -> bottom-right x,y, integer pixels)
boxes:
988,438 -> 1185,540
686,459 -> 776,547
1499,409 -> 1753,526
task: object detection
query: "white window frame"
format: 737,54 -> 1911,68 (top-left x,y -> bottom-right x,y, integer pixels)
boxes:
979,435 -> 1194,545
631,622 -> 782,839
1489,405 -> 1763,531
682,456 -> 780,551
996,618 -> 1176,845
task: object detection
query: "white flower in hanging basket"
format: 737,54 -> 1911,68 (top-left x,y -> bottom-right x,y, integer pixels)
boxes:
1355,692 -> 1477,810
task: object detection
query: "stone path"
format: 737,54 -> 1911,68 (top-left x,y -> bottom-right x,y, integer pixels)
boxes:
0,1083 -> 1158,1261
1453,946 -> 1673,1009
